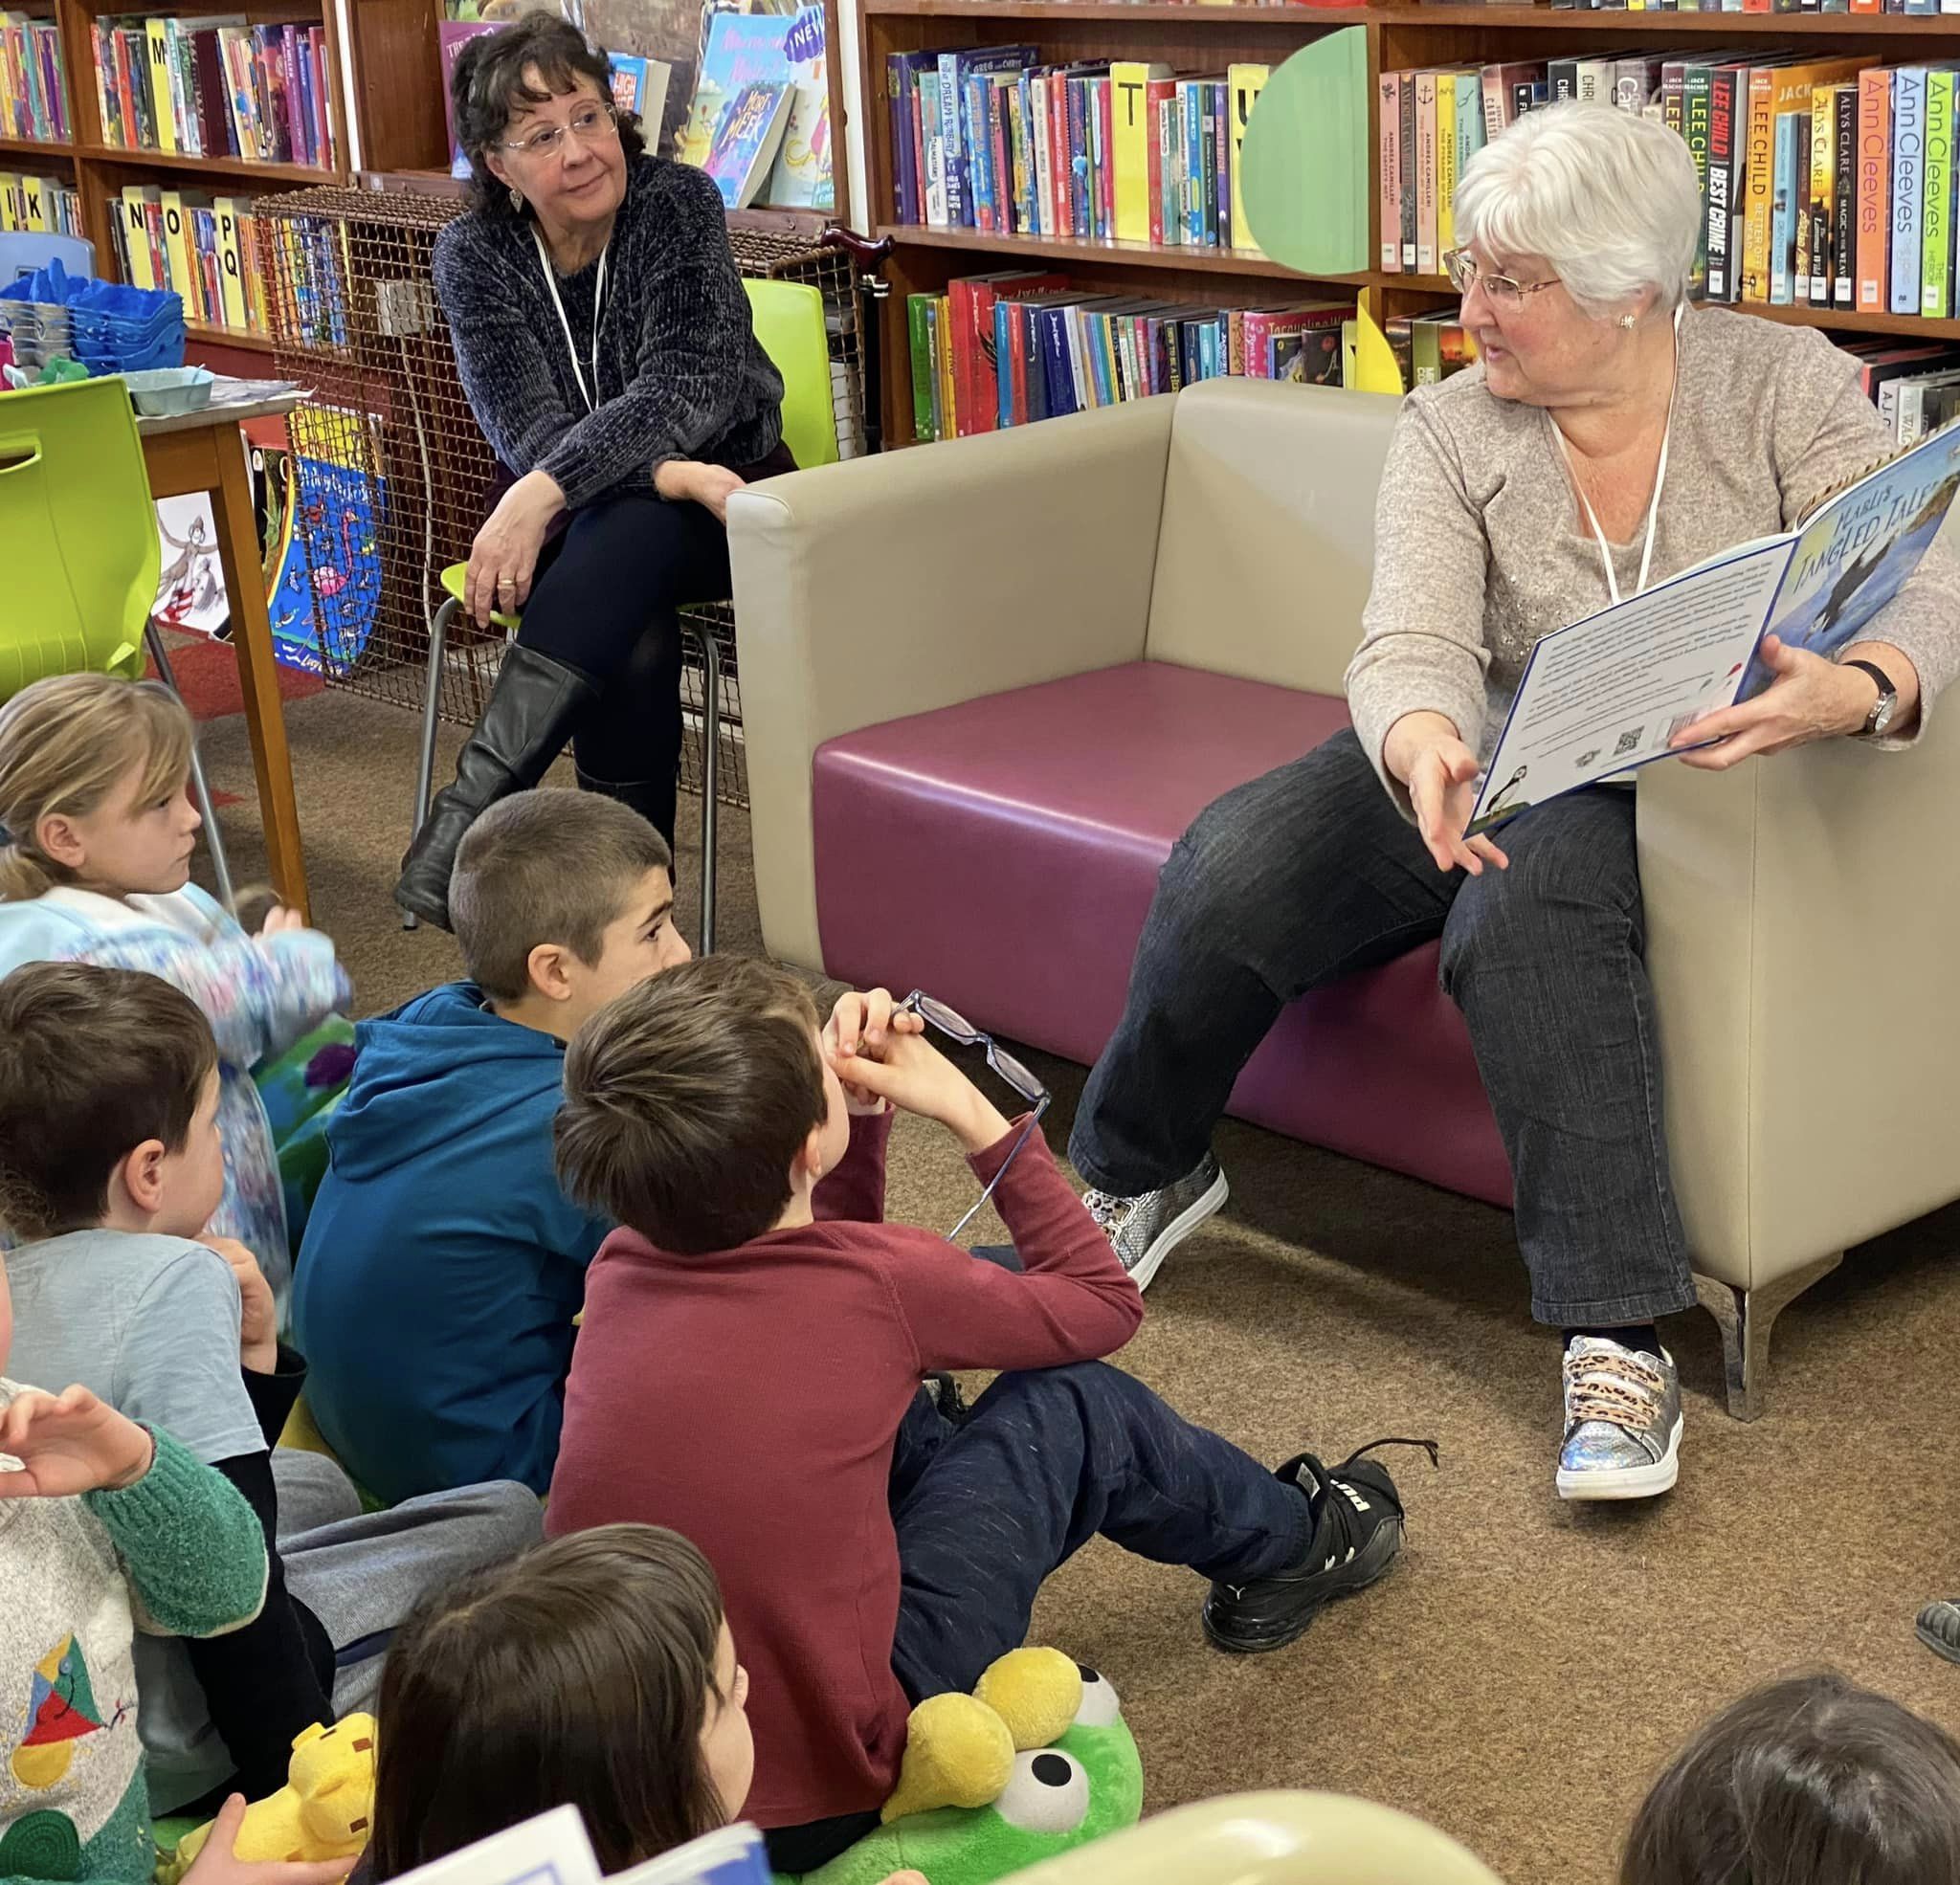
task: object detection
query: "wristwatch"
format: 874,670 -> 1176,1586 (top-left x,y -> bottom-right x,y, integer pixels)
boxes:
1842,657 -> 1899,738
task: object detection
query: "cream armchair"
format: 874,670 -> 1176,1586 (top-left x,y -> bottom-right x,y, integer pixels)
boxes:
729,380 -> 1960,1418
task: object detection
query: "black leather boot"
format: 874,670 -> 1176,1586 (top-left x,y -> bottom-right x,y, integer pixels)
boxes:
395,644 -> 600,930
573,765 -> 679,853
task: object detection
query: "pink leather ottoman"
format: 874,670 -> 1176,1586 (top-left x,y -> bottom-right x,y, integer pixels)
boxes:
812,660 -> 1513,1209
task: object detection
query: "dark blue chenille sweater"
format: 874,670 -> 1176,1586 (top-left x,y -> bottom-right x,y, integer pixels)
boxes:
432,155 -> 785,510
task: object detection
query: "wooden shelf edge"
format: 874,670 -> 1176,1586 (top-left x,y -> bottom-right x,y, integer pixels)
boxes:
864,0 -> 1362,17
880,221 -> 1374,279
186,322 -> 277,352
0,134 -> 78,160
78,143 -> 344,186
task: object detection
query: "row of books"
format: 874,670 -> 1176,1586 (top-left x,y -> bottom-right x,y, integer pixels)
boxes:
905,276 -> 1355,441
887,50 -> 1276,255
108,184 -> 268,336
1843,339 -> 1960,437
1,12 -> 69,143
0,171 -> 83,239
92,16 -> 338,169
1382,57 -> 1960,318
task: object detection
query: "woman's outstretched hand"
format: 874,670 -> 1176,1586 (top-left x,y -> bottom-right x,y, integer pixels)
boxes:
1384,712 -> 1510,876
465,470 -> 564,628
655,458 -> 746,523
1669,634 -> 1911,767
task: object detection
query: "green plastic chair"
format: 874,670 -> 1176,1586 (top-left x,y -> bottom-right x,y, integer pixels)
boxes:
0,375 -> 233,900
413,275 -> 840,949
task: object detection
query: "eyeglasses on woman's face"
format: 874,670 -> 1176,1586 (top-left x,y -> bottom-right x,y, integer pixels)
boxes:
1443,248 -> 1562,309
499,99 -> 618,160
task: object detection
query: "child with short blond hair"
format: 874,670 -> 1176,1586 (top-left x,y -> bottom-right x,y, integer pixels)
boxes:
0,674 -> 348,1311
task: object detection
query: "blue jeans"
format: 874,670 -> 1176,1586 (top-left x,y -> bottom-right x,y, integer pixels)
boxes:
1068,727 -> 1695,1329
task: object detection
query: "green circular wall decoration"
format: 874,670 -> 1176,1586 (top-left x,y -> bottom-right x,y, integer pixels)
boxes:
1239,27 -> 1370,279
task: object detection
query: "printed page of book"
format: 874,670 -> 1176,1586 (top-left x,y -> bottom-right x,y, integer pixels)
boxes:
384,1807 -> 603,1885
1466,540 -> 1793,836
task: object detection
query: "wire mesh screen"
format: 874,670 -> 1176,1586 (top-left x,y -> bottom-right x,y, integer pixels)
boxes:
257,185 -> 871,809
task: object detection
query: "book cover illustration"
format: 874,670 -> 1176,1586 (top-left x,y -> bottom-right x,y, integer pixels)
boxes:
1755,421 -> 1960,685
675,11 -> 790,169
701,78 -> 792,208
440,21 -> 503,175
608,50 -> 673,141
270,407 -> 385,679
766,3 -> 830,210
152,494 -> 230,637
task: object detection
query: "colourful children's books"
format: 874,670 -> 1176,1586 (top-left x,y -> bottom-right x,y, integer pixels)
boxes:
702,79 -> 793,210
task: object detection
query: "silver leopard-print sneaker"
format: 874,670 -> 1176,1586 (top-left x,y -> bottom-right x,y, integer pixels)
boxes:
1081,1153 -> 1229,1292
1556,1337 -> 1682,1502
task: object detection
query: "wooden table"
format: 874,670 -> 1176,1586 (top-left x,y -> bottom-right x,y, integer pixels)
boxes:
139,392 -> 310,921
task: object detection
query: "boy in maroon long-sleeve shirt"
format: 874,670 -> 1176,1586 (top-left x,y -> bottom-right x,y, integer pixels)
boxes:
546,957 -> 1429,1874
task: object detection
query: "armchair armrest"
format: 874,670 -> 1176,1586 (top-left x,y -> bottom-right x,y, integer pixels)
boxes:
1637,715 -> 1960,1292
727,397 -> 1176,968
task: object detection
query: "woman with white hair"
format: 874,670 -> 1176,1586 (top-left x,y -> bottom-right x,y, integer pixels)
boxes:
1068,101 -> 1960,1500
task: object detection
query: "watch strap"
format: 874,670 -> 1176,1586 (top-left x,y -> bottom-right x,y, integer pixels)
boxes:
1843,658 -> 1897,735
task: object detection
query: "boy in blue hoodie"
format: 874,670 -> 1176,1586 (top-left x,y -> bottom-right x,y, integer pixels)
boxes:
292,790 -> 690,1504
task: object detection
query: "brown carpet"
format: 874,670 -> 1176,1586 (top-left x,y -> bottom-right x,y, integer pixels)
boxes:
196,683 -> 1960,1885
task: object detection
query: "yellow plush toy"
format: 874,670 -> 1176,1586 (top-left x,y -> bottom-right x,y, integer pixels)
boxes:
168,1717 -> 378,1876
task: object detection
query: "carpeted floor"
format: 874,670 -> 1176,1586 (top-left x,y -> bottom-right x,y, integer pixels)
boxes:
189,667 -> 1960,1885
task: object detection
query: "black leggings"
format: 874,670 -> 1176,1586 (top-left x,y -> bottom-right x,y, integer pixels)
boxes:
515,492 -> 734,817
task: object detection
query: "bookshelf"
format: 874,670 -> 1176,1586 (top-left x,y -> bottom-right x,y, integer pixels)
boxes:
0,0 -> 441,355
854,0 -> 1960,445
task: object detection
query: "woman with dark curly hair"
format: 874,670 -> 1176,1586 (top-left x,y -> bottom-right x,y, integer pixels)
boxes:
398,9 -> 788,930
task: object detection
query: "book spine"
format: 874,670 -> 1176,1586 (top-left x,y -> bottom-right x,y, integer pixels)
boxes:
1892,69 -> 1925,314
1705,66 -> 1738,301
1155,90 -> 1176,248
1926,69 -> 1954,318
1793,105 -> 1814,296
1146,78 -> 1171,245
1808,83 -> 1833,303
1111,61 -> 1151,245
1229,65 -> 1267,259
1741,67 -> 1777,299
1212,79 -> 1228,250
887,59 -> 913,224
1399,70 -> 1416,269
1437,69 -> 1458,257
1686,66 -> 1715,296
937,55 -> 963,228
1832,80 -> 1856,306
991,81 -> 1013,238
1414,70 -> 1437,276
1379,72 -> 1402,271
1857,66 -> 1891,311
965,75 -> 991,233
1101,78 -> 1118,242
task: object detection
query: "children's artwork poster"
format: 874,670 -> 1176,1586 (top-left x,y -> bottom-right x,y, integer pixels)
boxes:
267,408 -> 386,679
152,495 -> 230,637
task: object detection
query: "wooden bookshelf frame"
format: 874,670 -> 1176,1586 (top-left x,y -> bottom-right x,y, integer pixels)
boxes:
854,0 -> 1960,444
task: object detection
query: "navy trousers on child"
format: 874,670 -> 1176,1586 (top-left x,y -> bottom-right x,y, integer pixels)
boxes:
765,1342 -> 1308,1874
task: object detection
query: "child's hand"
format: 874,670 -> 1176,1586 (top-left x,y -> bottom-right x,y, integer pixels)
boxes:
182,1796 -> 355,1885
0,1386 -> 153,1497
258,905 -> 305,938
827,1031 -> 1013,1155
824,987 -> 924,1116
203,1237 -> 278,1375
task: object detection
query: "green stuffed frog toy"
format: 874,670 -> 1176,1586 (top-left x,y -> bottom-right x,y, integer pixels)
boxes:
781,1649 -> 1142,1885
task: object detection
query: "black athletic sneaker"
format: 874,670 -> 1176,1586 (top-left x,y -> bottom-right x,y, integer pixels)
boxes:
1202,1438 -> 1437,1654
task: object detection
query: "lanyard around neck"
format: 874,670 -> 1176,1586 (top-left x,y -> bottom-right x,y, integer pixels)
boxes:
532,226 -> 609,414
1551,302 -> 1684,609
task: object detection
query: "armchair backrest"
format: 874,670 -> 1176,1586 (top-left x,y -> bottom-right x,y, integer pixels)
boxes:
1146,379 -> 1398,699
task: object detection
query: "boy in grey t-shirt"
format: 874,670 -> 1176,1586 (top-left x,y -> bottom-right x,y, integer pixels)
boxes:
0,961 -> 542,1811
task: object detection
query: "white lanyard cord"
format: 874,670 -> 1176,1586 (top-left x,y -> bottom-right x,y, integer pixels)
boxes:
532,226 -> 609,415
1550,302 -> 1684,608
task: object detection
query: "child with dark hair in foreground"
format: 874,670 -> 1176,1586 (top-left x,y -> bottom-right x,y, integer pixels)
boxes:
1622,1671 -> 1960,1885
546,954 -> 1433,1874
367,1524 -> 922,1885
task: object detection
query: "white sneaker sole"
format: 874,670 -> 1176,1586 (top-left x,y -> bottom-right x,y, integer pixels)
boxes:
1126,1169 -> 1231,1293
1556,1413 -> 1683,1502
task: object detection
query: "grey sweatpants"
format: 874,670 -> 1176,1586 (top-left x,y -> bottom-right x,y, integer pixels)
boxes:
141,1449 -> 542,1813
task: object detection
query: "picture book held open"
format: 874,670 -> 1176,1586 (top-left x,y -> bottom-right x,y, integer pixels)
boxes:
1466,418 -> 1960,835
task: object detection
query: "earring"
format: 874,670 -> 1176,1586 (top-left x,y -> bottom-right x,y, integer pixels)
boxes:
1617,313 -> 1637,329
509,185 -> 523,212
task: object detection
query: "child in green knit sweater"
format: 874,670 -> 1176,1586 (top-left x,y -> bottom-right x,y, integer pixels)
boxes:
0,1253 -> 350,1885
